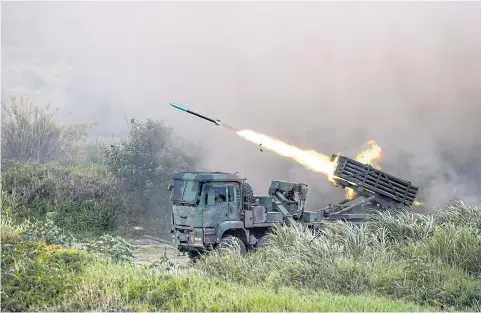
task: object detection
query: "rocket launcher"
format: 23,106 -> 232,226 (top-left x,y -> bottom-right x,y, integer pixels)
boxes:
321,154 -> 420,221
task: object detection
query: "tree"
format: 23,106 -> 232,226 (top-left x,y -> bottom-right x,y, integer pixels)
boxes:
1,96 -> 90,168
104,119 -> 198,225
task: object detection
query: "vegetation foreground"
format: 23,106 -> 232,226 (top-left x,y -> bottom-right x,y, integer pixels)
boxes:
2,200 -> 481,312
1,98 -> 481,311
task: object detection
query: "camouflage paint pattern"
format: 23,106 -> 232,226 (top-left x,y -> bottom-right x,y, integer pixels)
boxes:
171,172 -> 246,249
170,160 -> 419,253
172,171 -> 243,183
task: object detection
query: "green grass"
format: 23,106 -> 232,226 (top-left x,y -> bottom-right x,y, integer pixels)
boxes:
2,183 -> 481,311
63,256 -> 433,312
1,239 -> 433,312
0,211 -> 32,244
195,203 -> 481,311
1,241 -> 89,311
1,163 -> 120,234
2,97 -> 480,311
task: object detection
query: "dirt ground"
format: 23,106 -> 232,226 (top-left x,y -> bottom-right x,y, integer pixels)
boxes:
129,238 -> 190,267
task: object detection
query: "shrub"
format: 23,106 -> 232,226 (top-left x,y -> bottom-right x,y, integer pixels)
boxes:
75,141 -> 109,165
1,96 -> 203,233
0,212 -> 32,244
104,119 -> 198,229
1,96 -> 90,167
0,218 -> 440,312
413,223 -> 481,275
61,256 -> 431,312
1,241 -> 88,312
1,163 -> 120,233
23,218 -> 77,247
374,253 -> 481,310
86,234 -> 134,263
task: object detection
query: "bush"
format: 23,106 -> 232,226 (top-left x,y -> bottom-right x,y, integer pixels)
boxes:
1,163 -> 120,234
104,119 -> 198,229
86,234 -> 134,263
1,96 -> 90,167
2,235 -> 430,312
374,253 -> 481,310
1,241 -> 88,312
75,141 -> 109,165
23,218 -> 77,247
412,224 -> 481,276
0,212 -> 32,244
1,95 -> 203,234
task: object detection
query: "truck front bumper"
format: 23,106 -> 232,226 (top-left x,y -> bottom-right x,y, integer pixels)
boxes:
173,228 -> 204,249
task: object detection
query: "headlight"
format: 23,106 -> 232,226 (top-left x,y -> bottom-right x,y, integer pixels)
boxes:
189,233 -> 203,246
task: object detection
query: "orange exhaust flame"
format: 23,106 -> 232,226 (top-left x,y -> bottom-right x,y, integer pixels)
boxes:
346,140 -> 383,200
234,129 -> 422,207
236,129 -> 337,179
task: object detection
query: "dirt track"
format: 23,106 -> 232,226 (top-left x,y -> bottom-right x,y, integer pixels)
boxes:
130,238 -> 190,267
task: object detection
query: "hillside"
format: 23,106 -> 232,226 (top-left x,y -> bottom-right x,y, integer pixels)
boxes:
1,98 -> 481,312
2,200 -> 481,311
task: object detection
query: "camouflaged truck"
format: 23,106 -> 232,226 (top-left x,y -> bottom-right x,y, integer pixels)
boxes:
169,155 -> 419,260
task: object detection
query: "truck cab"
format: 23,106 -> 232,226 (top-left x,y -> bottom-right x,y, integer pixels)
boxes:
170,171 -> 250,258
169,171 -> 326,259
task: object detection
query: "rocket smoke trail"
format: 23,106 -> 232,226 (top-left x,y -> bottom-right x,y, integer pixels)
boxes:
169,103 -> 387,188
220,123 -> 239,132
170,103 -> 337,177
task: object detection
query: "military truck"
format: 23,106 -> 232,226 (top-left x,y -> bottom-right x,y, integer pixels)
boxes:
169,154 -> 419,259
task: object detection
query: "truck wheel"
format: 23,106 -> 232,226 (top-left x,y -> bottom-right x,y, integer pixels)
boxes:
256,234 -> 270,248
217,235 -> 246,255
188,250 -> 201,262
242,183 -> 255,204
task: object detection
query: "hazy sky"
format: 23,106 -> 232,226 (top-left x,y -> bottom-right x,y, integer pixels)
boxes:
2,1 -> 481,208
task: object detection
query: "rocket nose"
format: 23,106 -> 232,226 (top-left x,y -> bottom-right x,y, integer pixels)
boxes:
170,103 -> 188,112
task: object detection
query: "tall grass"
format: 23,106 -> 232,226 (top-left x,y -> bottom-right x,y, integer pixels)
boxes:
3,202 -> 480,311
0,213 -> 32,244
367,210 -> 436,243
65,262 -> 433,312
1,188 -> 32,243
432,200 -> 481,229
195,202 -> 481,311
1,229 -> 432,312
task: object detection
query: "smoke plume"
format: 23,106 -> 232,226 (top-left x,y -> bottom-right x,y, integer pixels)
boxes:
2,2 -> 481,209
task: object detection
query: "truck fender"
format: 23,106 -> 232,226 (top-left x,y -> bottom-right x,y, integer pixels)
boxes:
215,221 -> 248,243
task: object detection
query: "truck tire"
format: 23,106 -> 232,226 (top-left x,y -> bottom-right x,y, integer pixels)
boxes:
256,234 -> 270,248
188,250 -> 201,262
217,235 -> 246,255
242,183 -> 255,205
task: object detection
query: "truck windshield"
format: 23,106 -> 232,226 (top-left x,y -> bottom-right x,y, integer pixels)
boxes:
170,179 -> 199,204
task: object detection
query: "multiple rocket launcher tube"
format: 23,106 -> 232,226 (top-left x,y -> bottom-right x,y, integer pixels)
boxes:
169,102 -> 421,208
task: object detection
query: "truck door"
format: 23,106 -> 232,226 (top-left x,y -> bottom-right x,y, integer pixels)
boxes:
203,184 -> 228,227
226,184 -> 239,221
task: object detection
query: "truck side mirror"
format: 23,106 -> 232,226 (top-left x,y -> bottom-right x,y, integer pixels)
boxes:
167,184 -> 173,191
